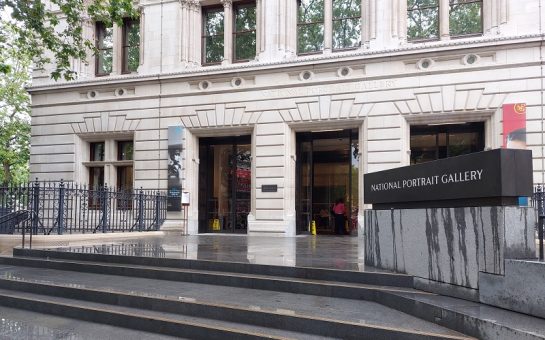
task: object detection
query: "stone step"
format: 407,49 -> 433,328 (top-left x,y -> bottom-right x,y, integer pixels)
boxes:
0,275 -> 471,340
13,248 -> 414,288
0,287 -> 322,340
0,255 -> 427,303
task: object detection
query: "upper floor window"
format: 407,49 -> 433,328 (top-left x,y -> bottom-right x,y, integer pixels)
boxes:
449,0 -> 482,37
332,0 -> 361,50
233,2 -> 257,62
122,18 -> 140,73
297,0 -> 325,54
203,6 -> 225,65
297,0 -> 362,55
96,22 -> 113,76
407,0 -> 482,41
407,0 -> 439,41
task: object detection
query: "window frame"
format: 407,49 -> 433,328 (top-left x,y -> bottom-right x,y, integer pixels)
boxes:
232,0 -> 257,63
121,18 -> 140,74
297,0 -> 325,56
448,0 -> 483,39
202,5 -> 225,66
407,0 -> 440,42
95,21 -> 114,76
332,0 -> 362,51
409,122 -> 485,164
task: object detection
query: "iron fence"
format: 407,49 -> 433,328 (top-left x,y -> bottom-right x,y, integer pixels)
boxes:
533,185 -> 545,261
0,180 -> 167,235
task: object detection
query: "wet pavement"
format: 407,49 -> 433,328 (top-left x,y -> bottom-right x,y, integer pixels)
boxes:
34,234 -> 371,272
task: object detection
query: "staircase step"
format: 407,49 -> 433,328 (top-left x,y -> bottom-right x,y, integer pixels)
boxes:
13,248 -> 414,287
0,286 -> 471,340
0,305 -> 180,339
0,255 -> 426,304
0,265 -> 471,339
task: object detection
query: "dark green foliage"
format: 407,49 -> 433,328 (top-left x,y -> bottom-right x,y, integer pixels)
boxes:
0,0 -> 138,80
0,24 -> 30,185
204,8 -> 224,64
234,4 -> 256,61
449,0 -> 482,36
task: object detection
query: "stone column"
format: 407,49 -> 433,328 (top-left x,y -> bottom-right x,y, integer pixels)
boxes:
369,0 -> 376,42
398,0 -> 407,43
112,23 -> 123,74
190,0 -> 201,66
439,0 -> 449,40
360,0 -> 368,48
221,0 -> 233,65
180,0 -> 189,65
324,0 -> 333,53
256,0 -> 263,55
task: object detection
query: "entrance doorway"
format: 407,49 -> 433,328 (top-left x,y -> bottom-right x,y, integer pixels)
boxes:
198,136 -> 251,233
296,129 -> 359,235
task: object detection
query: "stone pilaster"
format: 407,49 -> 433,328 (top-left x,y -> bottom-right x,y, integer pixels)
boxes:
221,0 -> 233,65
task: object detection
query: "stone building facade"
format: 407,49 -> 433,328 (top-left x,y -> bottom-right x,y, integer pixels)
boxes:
29,0 -> 545,236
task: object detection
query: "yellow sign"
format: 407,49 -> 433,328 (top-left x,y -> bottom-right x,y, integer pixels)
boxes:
210,219 -> 220,231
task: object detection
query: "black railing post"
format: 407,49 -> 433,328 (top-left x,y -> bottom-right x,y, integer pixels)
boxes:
31,178 -> 40,236
57,179 -> 66,235
538,185 -> 544,261
101,185 -> 109,233
154,191 -> 160,230
138,188 -> 144,232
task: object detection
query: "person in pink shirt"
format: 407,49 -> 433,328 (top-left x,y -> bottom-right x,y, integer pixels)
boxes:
332,198 -> 346,235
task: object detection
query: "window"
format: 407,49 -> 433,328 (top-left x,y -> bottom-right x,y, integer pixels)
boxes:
96,22 -> 113,75
233,2 -> 256,62
122,18 -> 140,73
449,0 -> 482,37
203,6 -> 225,65
333,0 -> 361,50
297,0 -> 324,54
85,139 -> 134,194
90,142 -> 105,162
410,122 -> 484,164
407,0 -> 439,41
118,141 -> 134,160
407,0 -> 482,41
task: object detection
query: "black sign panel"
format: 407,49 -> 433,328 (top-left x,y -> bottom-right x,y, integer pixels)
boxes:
261,185 -> 278,192
364,149 -> 532,209
167,126 -> 184,211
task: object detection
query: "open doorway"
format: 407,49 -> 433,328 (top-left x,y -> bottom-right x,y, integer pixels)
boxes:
198,136 -> 251,233
295,129 -> 359,235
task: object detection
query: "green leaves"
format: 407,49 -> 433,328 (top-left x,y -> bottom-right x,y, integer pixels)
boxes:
0,23 -> 31,185
1,0 -> 139,81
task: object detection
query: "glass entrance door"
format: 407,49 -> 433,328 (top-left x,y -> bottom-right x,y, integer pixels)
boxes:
296,130 -> 359,235
198,136 -> 251,233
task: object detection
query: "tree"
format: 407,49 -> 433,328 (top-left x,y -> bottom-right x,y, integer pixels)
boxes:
0,23 -> 31,186
0,0 -> 138,81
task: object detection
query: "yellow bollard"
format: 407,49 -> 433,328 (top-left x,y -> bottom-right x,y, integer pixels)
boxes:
311,220 -> 317,235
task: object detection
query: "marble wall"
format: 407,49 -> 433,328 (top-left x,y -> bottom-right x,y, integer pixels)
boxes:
364,207 -> 536,290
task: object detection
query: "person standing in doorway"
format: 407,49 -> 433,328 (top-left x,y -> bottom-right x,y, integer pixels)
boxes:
332,198 -> 346,235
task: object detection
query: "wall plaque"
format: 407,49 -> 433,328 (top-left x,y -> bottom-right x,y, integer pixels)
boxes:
364,149 -> 533,209
262,185 -> 278,192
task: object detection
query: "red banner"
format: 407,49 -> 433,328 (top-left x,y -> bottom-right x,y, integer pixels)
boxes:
502,103 -> 527,149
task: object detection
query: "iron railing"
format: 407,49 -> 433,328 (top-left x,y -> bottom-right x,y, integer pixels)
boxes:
533,185 -> 545,261
0,180 -> 167,236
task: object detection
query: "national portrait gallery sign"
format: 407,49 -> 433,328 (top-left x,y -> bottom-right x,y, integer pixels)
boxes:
364,149 -> 533,209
